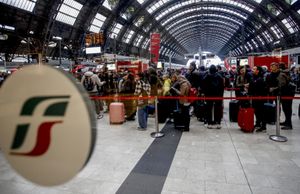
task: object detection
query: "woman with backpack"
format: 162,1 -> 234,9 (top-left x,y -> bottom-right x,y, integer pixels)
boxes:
81,71 -> 106,119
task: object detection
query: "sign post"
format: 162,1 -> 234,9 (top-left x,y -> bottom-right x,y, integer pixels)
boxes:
0,65 -> 96,186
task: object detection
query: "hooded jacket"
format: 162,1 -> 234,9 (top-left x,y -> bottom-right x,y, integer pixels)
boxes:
203,65 -> 224,97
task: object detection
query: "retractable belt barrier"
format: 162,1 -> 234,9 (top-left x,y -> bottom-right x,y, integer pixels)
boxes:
90,95 -> 300,101
90,94 -> 300,142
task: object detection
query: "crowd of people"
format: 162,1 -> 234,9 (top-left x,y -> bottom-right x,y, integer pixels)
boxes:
79,61 -> 299,132
0,61 -> 299,132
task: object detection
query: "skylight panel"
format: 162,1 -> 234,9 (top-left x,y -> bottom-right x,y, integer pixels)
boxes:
89,26 -> 100,33
55,0 -> 82,26
270,25 -> 284,39
247,42 -> 253,50
102,0 -> 111,10
256,35 -> 265,45
0,0 -> 37,12
282,18 -> 294,33
89,13 -> 106,33
60,4 -> 79,17
56,12 -> 76,26
251,39 -> 259,48
142,38 -> 150,49
160,8 -> 245,25
153,0 -> 254,20
282,17 -> 299,34
0,24 -> 15,31
290,0 -> 298,5
134,35 -> 144,47
121,14 -> 127,20
109,23 -> 123,38
137,0 -> 145,4
262,31 -> 273,43
124,30 -> 135,43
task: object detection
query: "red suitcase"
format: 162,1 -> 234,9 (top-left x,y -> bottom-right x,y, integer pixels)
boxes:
238,108 -> 254,133
109,102 -> 125,124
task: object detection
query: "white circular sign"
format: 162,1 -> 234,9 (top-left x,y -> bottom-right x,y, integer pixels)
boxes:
0,65 -> 96,186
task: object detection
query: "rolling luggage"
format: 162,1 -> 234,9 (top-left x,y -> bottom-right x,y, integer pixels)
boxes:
263,102 -> 276,124
109,102 -> 125,124
238,108 -> 254,133
229,100 -> 239,122
157,100 -> 169,123
194,101 -> 207,122
174,106 -> 190,131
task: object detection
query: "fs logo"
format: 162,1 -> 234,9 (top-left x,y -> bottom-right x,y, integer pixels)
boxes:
10,96 -> 70,156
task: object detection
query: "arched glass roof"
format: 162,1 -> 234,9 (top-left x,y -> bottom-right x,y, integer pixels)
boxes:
0,0 -> 300,60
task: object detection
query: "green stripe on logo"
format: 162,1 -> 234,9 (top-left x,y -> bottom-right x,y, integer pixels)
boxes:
21,96 -> 70,116
44,102 -> 69,116
11,124 -> 30,149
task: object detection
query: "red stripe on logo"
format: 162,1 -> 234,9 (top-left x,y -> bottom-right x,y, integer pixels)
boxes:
11,121 -> 62,156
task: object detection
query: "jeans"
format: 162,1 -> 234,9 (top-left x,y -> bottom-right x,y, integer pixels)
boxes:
281,99 -> 293,126
137,106 -> 148,128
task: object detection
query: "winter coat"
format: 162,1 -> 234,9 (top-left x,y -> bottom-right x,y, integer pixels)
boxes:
248,74 -> 267,97
203,72 -> 224,97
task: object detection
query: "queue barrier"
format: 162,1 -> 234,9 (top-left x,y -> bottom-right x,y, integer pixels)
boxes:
90,95 -> 300,141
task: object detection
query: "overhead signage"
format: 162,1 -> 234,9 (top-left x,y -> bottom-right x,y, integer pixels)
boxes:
86,46 -> 101,54
150,33 -> 161,65
0,65 -> 96,186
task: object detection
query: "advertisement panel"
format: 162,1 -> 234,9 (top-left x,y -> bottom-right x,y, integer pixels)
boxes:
150,33 -> 160,65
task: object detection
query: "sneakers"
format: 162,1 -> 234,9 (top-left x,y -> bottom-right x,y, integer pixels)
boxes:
254,124 -> 261,130
207,124 -> 221,129
137,127 -> 147,131
97,114 -> 103,119
281,126 -> 293,130
256,127 -> 266,133
207,124 -> 214,129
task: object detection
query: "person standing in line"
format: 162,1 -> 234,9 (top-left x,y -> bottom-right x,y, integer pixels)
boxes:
170,74 -> 191,131
278,62 -> 294,130
134,72 -> 151,130
121,72 -> 137,121
81,71 -> 106,119
248,66 -> 268,132
202,65 -> 225,129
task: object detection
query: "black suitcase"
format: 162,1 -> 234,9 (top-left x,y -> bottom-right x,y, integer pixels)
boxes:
174,107 -> 190,131
229,100 -> 240,122
194,101 -> 207,122
157,101 -> 169,123
264,102 -> 276,124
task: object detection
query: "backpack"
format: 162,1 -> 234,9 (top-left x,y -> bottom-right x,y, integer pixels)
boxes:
188,87 -> 198,103
83,77 -> 95,91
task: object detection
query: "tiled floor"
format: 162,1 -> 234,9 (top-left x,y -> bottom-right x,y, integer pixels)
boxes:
1,93 -> 300,194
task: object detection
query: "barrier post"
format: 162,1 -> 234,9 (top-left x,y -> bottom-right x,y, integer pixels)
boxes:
269,96 -> 288,142
151,96 -> 164,138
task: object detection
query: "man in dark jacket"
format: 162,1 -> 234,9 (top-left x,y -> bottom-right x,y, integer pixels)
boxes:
266,62 -> 292,129
186,61 -> 200,89
248,66 -> 268,132
279,63 -> 294,130
203,65 -> 224,129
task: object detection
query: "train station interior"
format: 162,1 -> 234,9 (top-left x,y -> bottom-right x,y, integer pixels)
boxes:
1,0 -> 300,194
